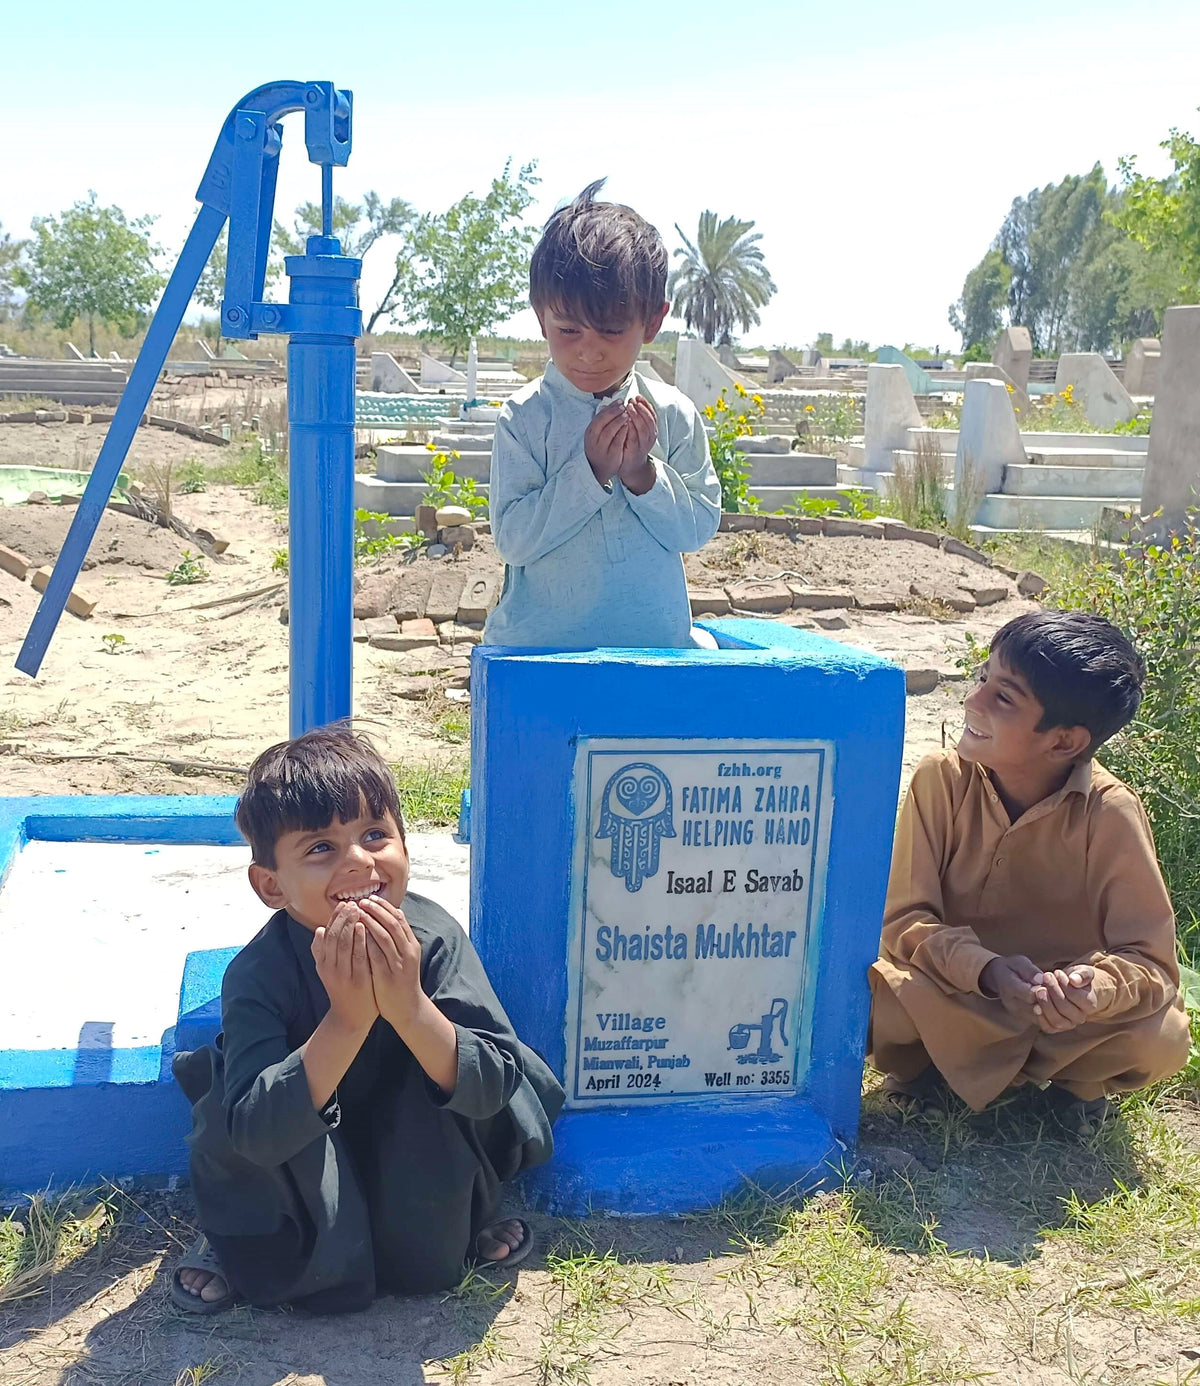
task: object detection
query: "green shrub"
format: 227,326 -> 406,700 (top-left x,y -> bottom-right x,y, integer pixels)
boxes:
177,456 -> 207,494
703,387 -> 762,514
1052,527 -> 1200,965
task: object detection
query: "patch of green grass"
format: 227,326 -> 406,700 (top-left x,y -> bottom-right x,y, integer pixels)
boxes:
428,1325 -> 508,1384
166,550 -> 208,586
207,434 -> 287,507
982,532 -> 1094,593
393,756 -> 469,828
173,1357 -> 237,1386
0,1189 -> 113,1307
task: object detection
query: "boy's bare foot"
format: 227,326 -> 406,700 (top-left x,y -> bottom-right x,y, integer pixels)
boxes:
882,1067 -> 945,1114
178,1266 -> 230,1302
171,1236 -> 234,1314
476,1218 -> 527,1261
473,1217 -> 534,1272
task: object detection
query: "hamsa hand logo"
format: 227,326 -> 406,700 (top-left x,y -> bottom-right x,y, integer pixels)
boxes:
596,763 -> 675,892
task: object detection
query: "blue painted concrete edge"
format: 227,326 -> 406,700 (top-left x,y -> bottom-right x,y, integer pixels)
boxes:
0,795 -> 241,1193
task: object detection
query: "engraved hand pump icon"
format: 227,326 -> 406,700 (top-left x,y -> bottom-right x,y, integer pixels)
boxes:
727,999 -> 789,1065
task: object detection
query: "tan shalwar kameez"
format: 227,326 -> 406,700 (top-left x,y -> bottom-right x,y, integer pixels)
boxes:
869,751 -> 1191,1110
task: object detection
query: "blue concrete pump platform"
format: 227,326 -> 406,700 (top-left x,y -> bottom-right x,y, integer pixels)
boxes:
470,620 -> 905,1217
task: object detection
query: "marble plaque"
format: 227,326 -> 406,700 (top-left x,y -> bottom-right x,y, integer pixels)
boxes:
565,738 -> 834,1107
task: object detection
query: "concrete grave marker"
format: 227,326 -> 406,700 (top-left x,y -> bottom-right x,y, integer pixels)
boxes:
1124,337 -> 1160,396
1056,353 -> 1136,429
1141,306 -> 1200,534
470,621 -> 904,1215
992,326 -> 1032,392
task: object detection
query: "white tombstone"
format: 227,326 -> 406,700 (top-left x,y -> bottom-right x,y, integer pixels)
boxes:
862,363 -> 922,476
1124,338 -> 1161,396
1141,306 -> 1200,534
992,326 -> 1032,393
964,361 -> 1032,419
1055,353 -> 1136,429
370,352 -> 420,393
768,349 -> 799,384
466,338 -> 478,402
420,353 -> 467,387
956,378 -> 1027,510
675,338 -> 752,410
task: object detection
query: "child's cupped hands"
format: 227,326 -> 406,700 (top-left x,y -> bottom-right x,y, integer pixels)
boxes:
312,902 -> 379,1033
617,397 -> 658,494
357,895 -> 425,1033
584,402 -> 629,483
1032,965 -> 1098,1033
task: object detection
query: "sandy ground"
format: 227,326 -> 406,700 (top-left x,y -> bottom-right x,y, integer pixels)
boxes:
0,425 -> 1031,801
9,422 -> 1177,1386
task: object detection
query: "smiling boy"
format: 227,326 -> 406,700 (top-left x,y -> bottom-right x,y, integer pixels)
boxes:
484,179 -> 721,649
869,610 -> 1190,1132
171,726 -> 563,1314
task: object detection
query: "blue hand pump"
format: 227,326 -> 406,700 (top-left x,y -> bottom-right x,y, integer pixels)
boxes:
17,81 -> 361,737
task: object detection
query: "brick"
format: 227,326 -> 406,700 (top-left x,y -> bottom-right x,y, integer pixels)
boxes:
391,647 -> 459,675
909,583 -> 976,613
688,587 -> 731,616
961,583 -> 1009,607
402,618 -> 437,638
905,668 -> 940,695
439,524 -> 474,550
426,571 -> 466,624
882,521 -> 940,548
438,621 -> 483,646
392,674 -> 439,700
0,544 -> 31,581
788,585 -> 853,610
1017,570 -> 1047,597
790,515 -> 824,534
941,535 -> 992,566
718,512 -> 765,532
66,590 -> 96,620
352,619 -> 369,643
391,570 -> 432,622
458,574 -> 500,624
763,515 -> 795,534
855,588 -> 901,612
415,504 -> 439,538
363,615 -> 398,640
370,621 -> 440,651
813,612 -> 849,630
31,566 -> 96,618
354,573 -> 397,619
823,517 -> 882,539
724,579 -> 793,613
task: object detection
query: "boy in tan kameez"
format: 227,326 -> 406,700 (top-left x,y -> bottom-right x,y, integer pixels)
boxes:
870,610 -> 1191,1133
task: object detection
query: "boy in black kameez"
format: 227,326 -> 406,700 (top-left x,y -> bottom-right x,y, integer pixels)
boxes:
172,727 -> 564,1314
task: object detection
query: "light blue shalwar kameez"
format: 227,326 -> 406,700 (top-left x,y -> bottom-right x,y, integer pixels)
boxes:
484,362 -> 721,649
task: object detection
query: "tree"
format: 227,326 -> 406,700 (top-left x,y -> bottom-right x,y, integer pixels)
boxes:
192,224 -> 288,312
275,191 -> 414,333
1111,114 -> 1200,302
0,222 -> 24,318
948,249 -> 1011,352
17,193 -> 163,356
668,212 -> 776,345
388,161 -> 538,361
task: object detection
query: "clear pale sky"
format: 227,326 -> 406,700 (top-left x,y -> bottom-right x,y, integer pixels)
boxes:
4,0 -> 1198,351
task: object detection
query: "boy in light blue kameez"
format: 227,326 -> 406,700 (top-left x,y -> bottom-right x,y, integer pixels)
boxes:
485,181 -> 721,650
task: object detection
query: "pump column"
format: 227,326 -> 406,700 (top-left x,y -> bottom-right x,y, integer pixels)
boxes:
284,237 -> 362,735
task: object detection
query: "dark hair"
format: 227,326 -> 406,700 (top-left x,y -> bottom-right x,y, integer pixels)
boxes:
236,724 -> 404,868
990,610 -> 1144,754
529,178 -> 667,330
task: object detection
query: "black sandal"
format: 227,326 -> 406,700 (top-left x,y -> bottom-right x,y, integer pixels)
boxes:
469,1218 -> 534,1275
170,1235 -> 235,1315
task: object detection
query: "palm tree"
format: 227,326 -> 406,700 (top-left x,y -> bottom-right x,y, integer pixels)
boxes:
668,212 -> 776,346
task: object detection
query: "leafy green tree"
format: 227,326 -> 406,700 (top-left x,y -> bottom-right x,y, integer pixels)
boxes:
668,212 -> 776,346
0,222 -> 25,318
948,248 -> 1011,351
1111,115 -> 1200,302
275,191 -> 414,332
388,161 -> 538,361
17,193 -> 163,356
192,224 -> 288,312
